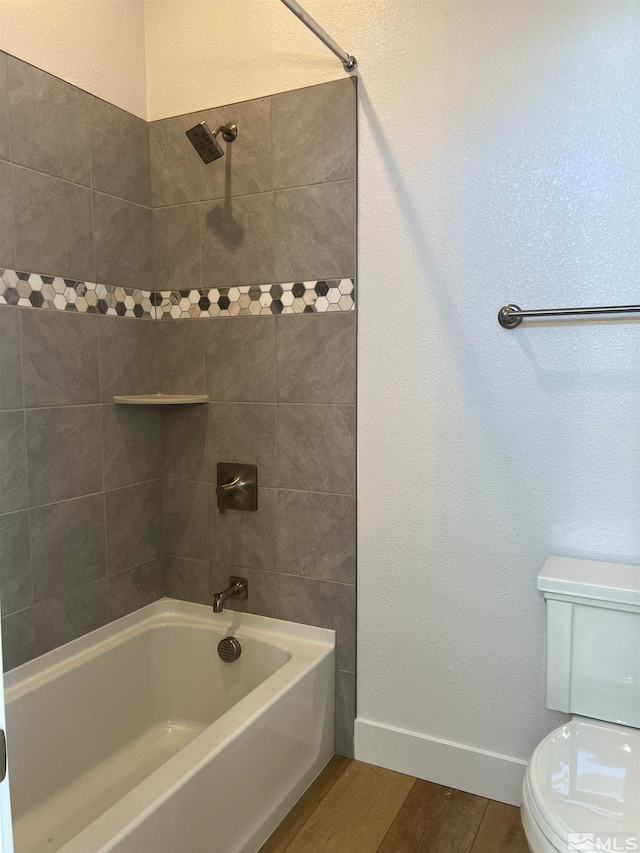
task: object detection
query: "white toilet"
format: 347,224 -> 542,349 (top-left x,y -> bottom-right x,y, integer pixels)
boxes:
521,556 -> 640,853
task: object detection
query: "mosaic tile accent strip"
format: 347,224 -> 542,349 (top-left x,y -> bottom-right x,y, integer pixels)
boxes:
155,279 -> 355,319
0,269 -> 355,320
0,269 -> 154,319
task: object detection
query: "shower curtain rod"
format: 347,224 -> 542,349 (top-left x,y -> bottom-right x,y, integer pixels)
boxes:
279,0 -> 357,71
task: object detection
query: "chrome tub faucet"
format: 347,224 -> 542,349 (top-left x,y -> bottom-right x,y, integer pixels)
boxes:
212,577 -> 248,614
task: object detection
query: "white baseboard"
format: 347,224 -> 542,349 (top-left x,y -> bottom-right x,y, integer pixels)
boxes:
354,718 -> 528,806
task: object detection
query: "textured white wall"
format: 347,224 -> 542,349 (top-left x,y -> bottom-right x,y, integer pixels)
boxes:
144,0 -> 350,120
0,0 -> 147,117
358,1 -> 640,762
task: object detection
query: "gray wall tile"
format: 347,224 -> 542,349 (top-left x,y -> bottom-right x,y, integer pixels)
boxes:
278,574 -> 355,671
0,159 -> 14,267
101,404 -> 161,490
93,192 -> 153,290
278,490 -> 355,583
205,316 -> 276,402
165,556 -> 210,605
98,316 -> 158,401
208,485 -> 276,569
277,404 -> 355,494
34,578 -> 108,655
0,307 -> 22,410
108,560 -> 163,621
201,192 -> 274,287
13,166 -> 93,281
276,313 -> 356,404
0,511 -> 31,616
153,204 -> 201,292
150,113 -> 199,208
30,494 -> 106,602
0,411 -> 27,514
105,481 -> 162,575
161,405 -> 208,482
163,479 -> 208,560
0,75 -> 357,686
208,403 -> 277,487
209,563 -> 277,617
2,607 -> 34,671
25,406 -> 103,506
7,56 -> 90,185
198,97 -> 273,200
274,181 -> 356,282
335,669 -> 355,757
21,310 -> 99,407
0,54 -> 9,161
273,79 -> 356,189
157,319 -> 205,395
89,97 -> 151,206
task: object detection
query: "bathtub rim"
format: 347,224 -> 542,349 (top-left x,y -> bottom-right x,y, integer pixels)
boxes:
5,597 -> 334,699
5,598 -> 335,853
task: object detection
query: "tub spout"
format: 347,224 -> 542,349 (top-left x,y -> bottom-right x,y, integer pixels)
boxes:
212,577 -> 248,614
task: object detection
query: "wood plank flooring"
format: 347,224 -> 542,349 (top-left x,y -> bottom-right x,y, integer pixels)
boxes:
260,758 -> 530,853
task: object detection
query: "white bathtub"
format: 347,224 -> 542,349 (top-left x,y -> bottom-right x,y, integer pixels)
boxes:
4,599 -> 335,853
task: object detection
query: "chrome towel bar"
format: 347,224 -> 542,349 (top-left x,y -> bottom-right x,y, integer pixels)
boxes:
498,303 -> 640,329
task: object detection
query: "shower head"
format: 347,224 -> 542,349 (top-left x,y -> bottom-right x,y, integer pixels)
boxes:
185,121 -> 237,164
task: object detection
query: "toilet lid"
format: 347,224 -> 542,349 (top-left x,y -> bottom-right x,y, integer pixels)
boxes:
529,718 -> 640,841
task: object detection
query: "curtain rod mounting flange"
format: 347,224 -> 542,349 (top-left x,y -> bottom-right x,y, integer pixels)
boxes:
280,0 -> 357,74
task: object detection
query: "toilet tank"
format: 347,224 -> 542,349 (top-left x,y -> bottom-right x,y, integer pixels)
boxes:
538,556 -> 640,728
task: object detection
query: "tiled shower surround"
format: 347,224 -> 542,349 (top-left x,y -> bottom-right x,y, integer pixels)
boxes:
0,51 -> 356,755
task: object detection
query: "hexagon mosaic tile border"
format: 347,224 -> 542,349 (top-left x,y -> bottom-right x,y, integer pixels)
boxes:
0,269 -> 355,320
155,279 -> 355,319
0,268 -> 154,319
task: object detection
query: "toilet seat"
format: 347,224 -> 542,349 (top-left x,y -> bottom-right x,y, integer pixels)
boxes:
522,717 -> 640,853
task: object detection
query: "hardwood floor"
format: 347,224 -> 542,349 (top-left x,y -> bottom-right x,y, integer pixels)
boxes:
260,758 -> 530,853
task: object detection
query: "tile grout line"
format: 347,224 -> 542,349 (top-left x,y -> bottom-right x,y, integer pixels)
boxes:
6,58 -> 17,271
274,293 -> 280,618
1,604 -> 32,620
270,93 -> 277,335
201,322 -> 211,593
33,573 -> 113,611
108,556 -> 160,579
163,550 -> 356,590
158,316 -> 167,614
16,307 -> 35,656
157,476 -> 354,499
195,114 -> 205,300
9,160 -> 154,211
93,313 -> 111,620
15,479 -> 164,514
152,175 -> 356,210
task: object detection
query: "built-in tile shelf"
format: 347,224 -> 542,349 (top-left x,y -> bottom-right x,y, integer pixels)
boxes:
113,394 -> 210,405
